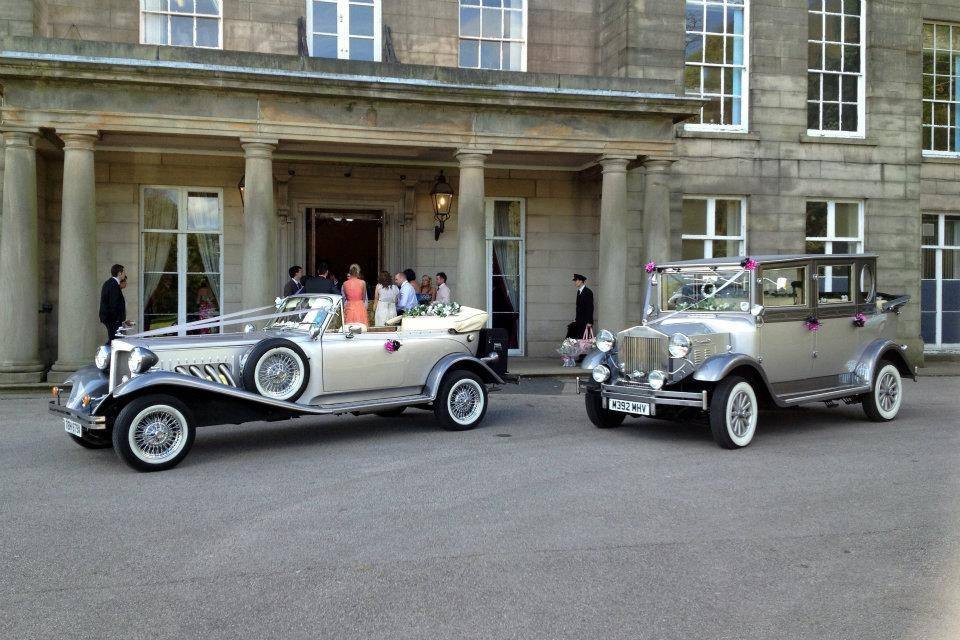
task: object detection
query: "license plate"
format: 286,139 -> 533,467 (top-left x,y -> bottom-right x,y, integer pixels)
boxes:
608,398 -> 651,416
63,418 -> 83,437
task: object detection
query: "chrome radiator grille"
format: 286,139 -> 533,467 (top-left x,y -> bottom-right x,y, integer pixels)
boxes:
109,350 -> 131,390
619,336 -> 668,375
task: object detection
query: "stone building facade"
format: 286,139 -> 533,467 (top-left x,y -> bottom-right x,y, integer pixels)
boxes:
0,0 -> 951,382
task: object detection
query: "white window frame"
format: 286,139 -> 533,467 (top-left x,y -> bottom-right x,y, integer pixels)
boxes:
806,0 -> 866,138
681,196 -> 748,258
458,0 -> 528,72
922,213 -> 960,349
140,186 -> 225,336
922,21 -> 960,158
485,197 -> 526,356
306,0 -> 382,62
805,199 -> 865,254
139,0 -> 223,49
684,0 -> 751,132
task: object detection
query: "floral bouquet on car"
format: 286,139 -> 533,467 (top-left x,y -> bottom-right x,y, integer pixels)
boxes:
558,337 -> 581,367
403,301 -> 463,317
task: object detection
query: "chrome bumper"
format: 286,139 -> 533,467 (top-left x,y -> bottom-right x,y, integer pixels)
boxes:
48,400 -> 108,430
583,380 -> 708,411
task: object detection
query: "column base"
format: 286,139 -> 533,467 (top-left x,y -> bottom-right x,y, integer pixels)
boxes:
0,362 -> 46,384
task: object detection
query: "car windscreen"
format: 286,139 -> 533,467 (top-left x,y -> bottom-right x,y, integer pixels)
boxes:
266,296 -> 335,330
661,270 -> 751,312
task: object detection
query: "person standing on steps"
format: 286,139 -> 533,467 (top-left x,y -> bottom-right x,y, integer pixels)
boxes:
99,264 -> 132,345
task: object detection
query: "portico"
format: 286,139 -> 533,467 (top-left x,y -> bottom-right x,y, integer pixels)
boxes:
0,40 -> 700,381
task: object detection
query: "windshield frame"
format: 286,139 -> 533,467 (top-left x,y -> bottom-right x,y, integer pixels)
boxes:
264,295 -> 340,332
658,268 -> 754,314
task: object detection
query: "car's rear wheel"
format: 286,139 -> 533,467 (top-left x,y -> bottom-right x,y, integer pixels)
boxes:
435,370 -> 488,430
112,395 -> 196,472
68,431 -> 112,450
241,338 -> 310,403
863,361 -> 903,422
584,389 -> 626,428
709,376 -> 758,449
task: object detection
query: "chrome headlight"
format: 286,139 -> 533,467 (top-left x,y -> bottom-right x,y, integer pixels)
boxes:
592,364 -> 611,383
595,330 -> 615,353
668,333 -> 691,359
648,370 -> 666,390
128,347 -> 159,375
94,345 -> 111,371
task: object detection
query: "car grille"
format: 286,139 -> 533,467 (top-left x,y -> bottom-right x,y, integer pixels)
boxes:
619,335 -> 668,375
109,350 -> 131,390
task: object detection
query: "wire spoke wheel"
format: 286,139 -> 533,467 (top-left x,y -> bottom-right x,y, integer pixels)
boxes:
254,348 -> 304,399
128,405 -> 188,465
448,379 -> 484,425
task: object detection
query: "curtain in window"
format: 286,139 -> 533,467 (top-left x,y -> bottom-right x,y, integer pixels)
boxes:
142,233 -> 176,325
492,202 -> 520,315
193,233 -> 221,314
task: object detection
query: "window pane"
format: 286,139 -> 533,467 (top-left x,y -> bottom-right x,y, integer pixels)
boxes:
142,12 -> 167,44
823,73 -> 839,100
762,267 -> 808,307
843,45 -> 860,72
705,4 -> 723,32
946,216 -> 960,246
703,66 -> 721,93
704,35 -> 723,63
196,17 -> 218,47
681,239 -> 706,260
313,34 -> 337,58
313,1 -> 337,33
808,11 -> 822,40
186,233 -> 221,274
831,241 -> 855,254
844,16 -> 859,43
186,273 -> 221,334
142,0 -> 165,11
186,192 -> 220,231
349,37 -> 374,60
196,0 -> 220,16
481,7 -> 502,38
685,33 -> 704,63
686,4 -> 704,34
144,188 -> 179,229
493,200 -> 522,237
817,264 -> 852,303
841,75 -> 858,101
143,234 -> 179,273
170,0 -> 193,12
459,39 -> 479,67
840,103 -> 858,132
809,42 -> 823,69
922,215 -> 939,246
715,200 -> 742,235
702,98 -> 721,124
682,199 -> 708,235
806,201 -> 828,237
460,7 -> 480,36
491,241 -> 520,276
504,0 -> 523,7
143,274 -> 178,332
349,4 -> 374,37
170,15 -> 193,46
824,44 -> 842,70
712,240 -> 740,258
825,13 -> 841,41
822,101 -> 840,129
806,240 -> 826,254
480,40 -> 500,69
504,9 -> 523,38
503,42 -> 523,71
835,202 -> 860,237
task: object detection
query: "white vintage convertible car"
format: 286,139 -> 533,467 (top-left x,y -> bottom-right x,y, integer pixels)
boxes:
50,295 -> 511,472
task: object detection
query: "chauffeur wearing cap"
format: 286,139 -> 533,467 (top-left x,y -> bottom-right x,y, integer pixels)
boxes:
566,273 -> 594,340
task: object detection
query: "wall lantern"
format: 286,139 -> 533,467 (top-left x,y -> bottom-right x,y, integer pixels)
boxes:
431,170 -> 455,241
238,174 -> 246,207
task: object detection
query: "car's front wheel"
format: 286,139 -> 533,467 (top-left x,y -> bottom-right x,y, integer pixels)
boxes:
709,376 -> 758,449
112,395 -> 196,472
862,361 -> 903,422
435,370 -> 488,431
584,389 -> 626,428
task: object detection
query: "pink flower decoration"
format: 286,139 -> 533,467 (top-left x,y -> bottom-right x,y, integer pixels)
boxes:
384,339 -> 401,352
804,316 -> 822,332
852,312 -> 867,328
741,257 -> 759,271
644,262 -> 657,273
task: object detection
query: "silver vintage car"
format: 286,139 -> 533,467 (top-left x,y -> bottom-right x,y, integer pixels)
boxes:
50,295 -> 510,472
581,254 -> 919,448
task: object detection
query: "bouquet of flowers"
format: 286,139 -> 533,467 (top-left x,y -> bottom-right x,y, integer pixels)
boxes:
403,301 -> 463,318
558,337 -> 581,367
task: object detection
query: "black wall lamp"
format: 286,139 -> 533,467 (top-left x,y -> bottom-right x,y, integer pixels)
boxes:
431,170 -> 455,241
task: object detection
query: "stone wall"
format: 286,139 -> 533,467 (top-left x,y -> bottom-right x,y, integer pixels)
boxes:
0,0 -> 33,37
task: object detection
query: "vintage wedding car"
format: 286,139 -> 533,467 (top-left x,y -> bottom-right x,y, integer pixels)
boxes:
581,254 -> 919,448
50,295 -> 510,471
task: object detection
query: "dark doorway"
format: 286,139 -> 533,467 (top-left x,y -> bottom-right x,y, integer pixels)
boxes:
306,209 -> 383,291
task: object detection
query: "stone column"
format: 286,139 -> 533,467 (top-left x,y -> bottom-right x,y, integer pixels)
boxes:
455,150 -> 491,310
642,158 -> 675,270
240,138 -> 278,310
50,132 -> 100,382
597,156 -> 632,332
0,130 -> 44,382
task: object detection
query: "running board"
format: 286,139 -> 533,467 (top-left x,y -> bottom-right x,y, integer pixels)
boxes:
777,385 -> 870,406
317,394 -> 433,415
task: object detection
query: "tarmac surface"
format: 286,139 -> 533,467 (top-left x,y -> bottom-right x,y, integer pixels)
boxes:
2,377 -> 959,639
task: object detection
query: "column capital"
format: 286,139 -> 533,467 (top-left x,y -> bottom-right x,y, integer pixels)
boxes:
642,157 -> 676,173
455,148 -> 492,167
599,155 -> 633,173
59,131 -> 99,151
240,138 -> 278,158
2,129 -> 38,149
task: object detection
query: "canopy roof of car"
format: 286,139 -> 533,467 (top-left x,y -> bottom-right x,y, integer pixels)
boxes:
657,254 -> 878,269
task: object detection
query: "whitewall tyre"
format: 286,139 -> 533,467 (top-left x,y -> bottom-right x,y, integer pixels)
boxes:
709,376 -> 758,449
241,338 -> 310,403
112,394 -> 196,472
863,362 -> 903,422
435,370 -> 488,431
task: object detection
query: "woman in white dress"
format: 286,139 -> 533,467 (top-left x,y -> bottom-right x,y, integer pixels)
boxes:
373,270 -> 399,326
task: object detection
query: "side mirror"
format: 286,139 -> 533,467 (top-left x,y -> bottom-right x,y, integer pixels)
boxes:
345,325 -> 361,339
308,324 -> 322,340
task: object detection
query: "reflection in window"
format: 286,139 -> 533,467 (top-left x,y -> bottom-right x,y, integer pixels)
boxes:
684,0 -> 748,128
140,0 -> 222,49
307,0 -> 380,61
921,212 -> 960,347
817,263 -> 852,304
681,197 -> 746,258
807,0 -> 864,135
922,22 -> 960,154
805,200 -> 863,254
761,267 -> 807,307
459,0 -> 526,71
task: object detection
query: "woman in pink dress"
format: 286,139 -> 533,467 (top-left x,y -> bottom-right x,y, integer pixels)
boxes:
342,263 -> 369,326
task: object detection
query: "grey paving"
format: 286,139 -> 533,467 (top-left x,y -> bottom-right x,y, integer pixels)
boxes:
2,378 -> 959,640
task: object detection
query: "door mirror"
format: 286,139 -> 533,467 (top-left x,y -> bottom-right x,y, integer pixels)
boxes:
308,324 -> 322,340
345,325 -> 362,339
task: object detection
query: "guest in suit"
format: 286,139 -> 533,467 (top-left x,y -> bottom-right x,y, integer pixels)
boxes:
435,272 -> 451,303
395,269 -> 419,313
283,265 -> 304,298
303,261 -> 338,295
566,273 -> 594,339
99,264 -> 130,345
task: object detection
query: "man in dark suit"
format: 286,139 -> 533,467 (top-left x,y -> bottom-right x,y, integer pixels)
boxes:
99,264 -> 128,345
302,261 -> 338,294
566,273 -> 594,339
282,265 -> 304,298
